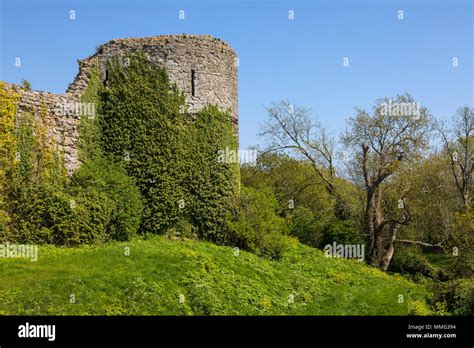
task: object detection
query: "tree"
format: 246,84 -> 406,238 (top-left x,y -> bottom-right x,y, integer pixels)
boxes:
260,101 -> 336,194
241,153 -> 334,215
386,154 -> 457,250
342,94 -> 433,269
438,105 -> 473,211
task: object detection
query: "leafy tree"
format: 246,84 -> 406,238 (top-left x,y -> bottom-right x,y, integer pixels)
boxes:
242,153 -> 334,216
260,101 -> 336,194
438,105 -> 473,211
342,94 -> 433,269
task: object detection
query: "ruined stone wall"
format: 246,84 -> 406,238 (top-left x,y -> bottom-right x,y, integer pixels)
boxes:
6,84 -> 80,174
68,34 -> 239,124
8,34 -> 238,174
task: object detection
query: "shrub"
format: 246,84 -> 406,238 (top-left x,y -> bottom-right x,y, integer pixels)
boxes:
164,218 -> 198,240
69,157 -> 143,242
321,219 -> 362,247
450,209 -> 474,253
447,253 -> 474,279
2,106 -> 70,244
5,157 -> 142,246
227,186 -> 288,259
389,250 -> 436,278
7,179 -> 117,246
453,279 -> 474,315
288,206 -> 325,247
43,184 -> 112,246
430,278 -> 474,315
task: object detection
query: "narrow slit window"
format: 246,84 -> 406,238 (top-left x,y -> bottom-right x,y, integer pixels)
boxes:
104,69 -> 109,86
191,70 -> 196,97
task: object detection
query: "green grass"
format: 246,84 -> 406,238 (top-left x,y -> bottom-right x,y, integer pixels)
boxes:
0,236 -> 432,315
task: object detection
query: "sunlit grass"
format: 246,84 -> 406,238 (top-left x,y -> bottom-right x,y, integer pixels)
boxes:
0,236 -> 431,315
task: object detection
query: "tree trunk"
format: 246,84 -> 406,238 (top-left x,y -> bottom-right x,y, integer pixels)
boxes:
382,223 -> 400,271
372,187 -> 385,265
365,186 -> 376,262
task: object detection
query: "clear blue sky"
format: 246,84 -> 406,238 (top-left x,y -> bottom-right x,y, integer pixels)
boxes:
1,0 -> 472,149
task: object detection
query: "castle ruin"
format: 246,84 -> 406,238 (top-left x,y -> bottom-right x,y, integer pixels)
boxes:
4,34 -> 238,174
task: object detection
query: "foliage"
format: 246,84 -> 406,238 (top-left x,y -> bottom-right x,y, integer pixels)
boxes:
342,94 -> 433,268
3,104 -> 68,243
5,157 -> 141,246
385,156 -> 457,248
164,218 -> 198,240
69,157 -> 143,242
0,82 -> 19,238
389,249 -> 436,278
78,65 -> 103,162
98,52 -> 187,234
288,206 -> 325,247
0,77 -> 141,245
450,208 -> 474,252
430,278 -> 474,315
20,79 -> 31,91
242,153 -> 335,215
321,219 -> 363,246
184,105 -> 239,243
425,252 -> 474,280
242,153 -> 364,250
98,52 -> 238,239
20,183 -> 112,245
438,105 -> 473,210
227,186 -> 288,259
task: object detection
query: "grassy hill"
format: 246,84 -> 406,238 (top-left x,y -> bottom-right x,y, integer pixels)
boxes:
0,236 -> 432,315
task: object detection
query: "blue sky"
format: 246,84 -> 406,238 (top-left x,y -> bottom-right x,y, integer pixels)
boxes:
1,0 -> 472,149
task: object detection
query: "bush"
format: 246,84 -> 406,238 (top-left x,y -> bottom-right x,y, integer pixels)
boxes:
453,279 -> 474,315
227,186 -> 288,259
4,157 -> 142,246
389,250 -> 436,278
0,68 -> 143,246
69,157 -> 143,242
430,278 -> 474,315
5,182 -> 108,245
321,219 -> 362,247
164,218 -> 198,240
44,185 -> 112,245
450,209 -> 474,253
288,206 -> 325,247
446,253 -> 474,279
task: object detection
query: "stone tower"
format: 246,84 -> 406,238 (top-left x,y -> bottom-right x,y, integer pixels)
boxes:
68,34 -> 238,125
6,34 -> 239,174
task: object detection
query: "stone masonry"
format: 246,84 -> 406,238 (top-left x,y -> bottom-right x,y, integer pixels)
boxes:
4,34 -> 238,174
